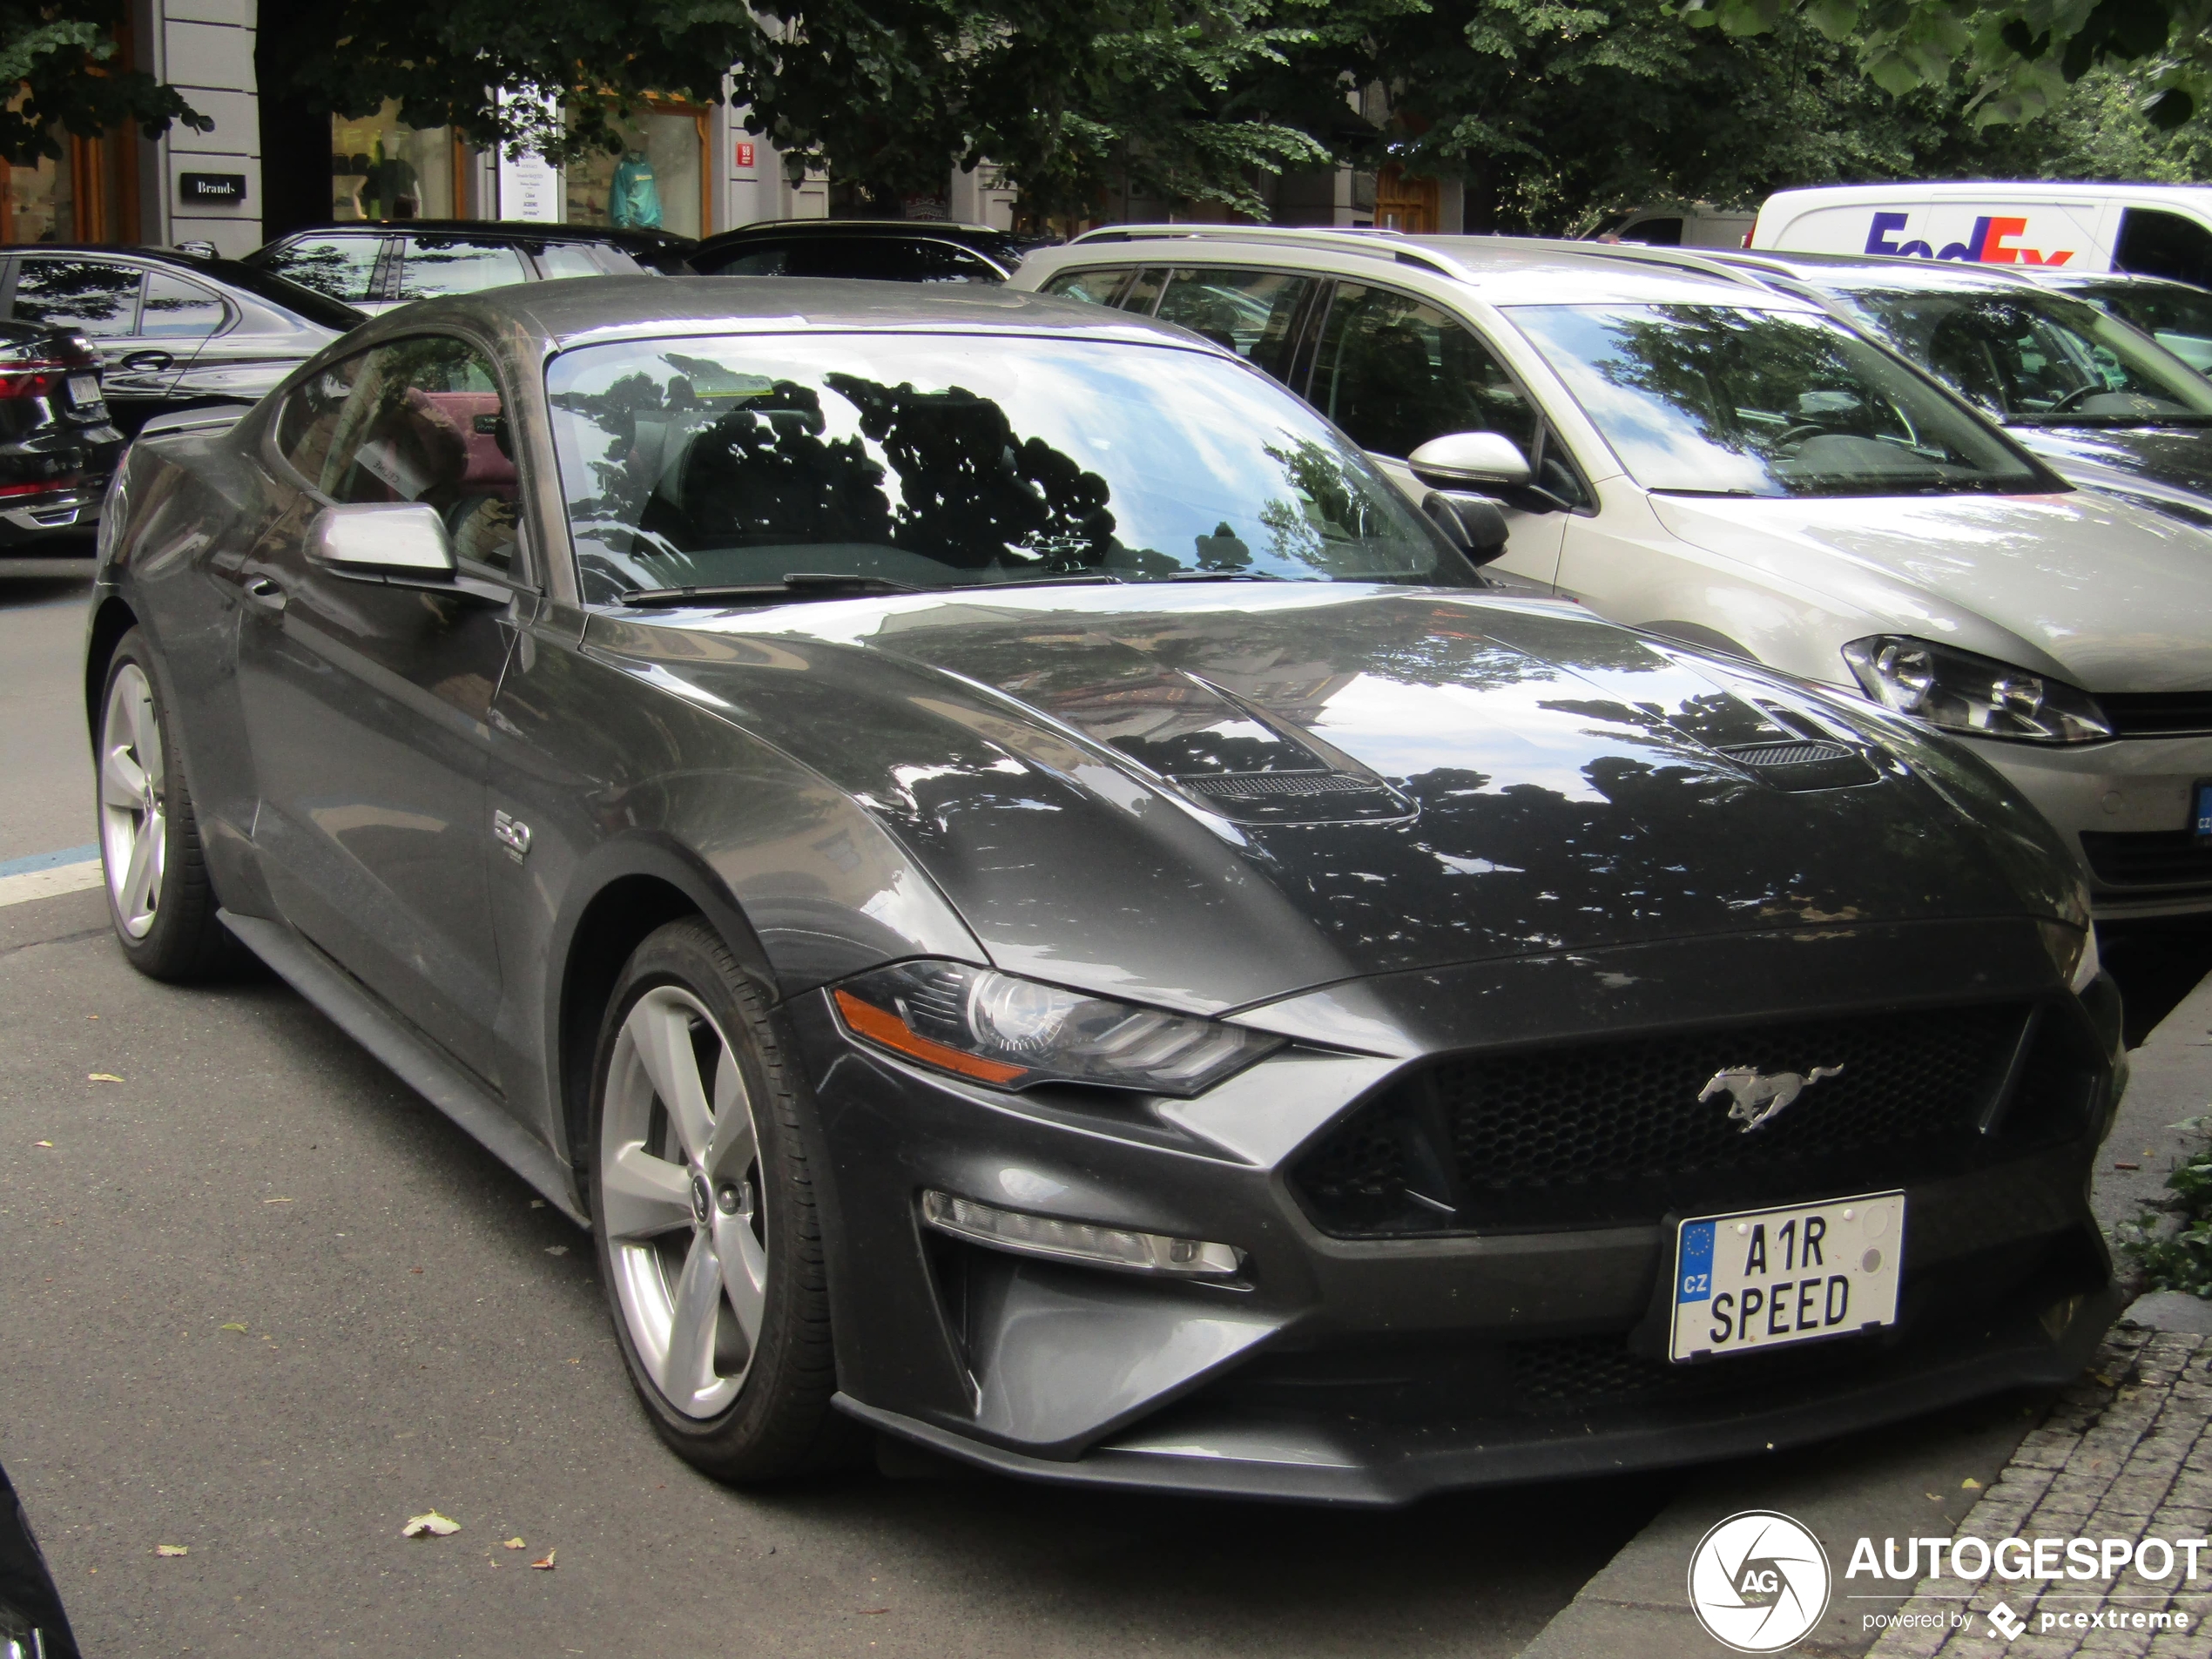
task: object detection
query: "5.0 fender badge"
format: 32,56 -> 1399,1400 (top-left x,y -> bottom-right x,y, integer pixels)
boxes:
1700,1064 -> 1844,1133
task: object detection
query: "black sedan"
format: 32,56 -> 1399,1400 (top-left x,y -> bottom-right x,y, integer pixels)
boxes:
0,320 -> 122,549
85,278 -> 2123,1503
686,219 -> 1051,282
1,245 -> 362,439
245,221 -> 696,314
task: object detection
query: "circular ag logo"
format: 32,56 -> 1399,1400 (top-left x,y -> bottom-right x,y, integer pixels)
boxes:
1687,1509 -> 1832,1653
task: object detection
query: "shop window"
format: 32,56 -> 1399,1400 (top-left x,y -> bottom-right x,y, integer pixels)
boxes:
332,103 -> 457,221
565,106 -> 705,239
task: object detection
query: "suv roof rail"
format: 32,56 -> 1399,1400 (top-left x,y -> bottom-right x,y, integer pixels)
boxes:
1066,223 -> 1470,279
1534,239 -> 1781,292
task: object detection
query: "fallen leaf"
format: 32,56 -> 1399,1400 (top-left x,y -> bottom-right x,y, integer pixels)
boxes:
502,1537 -> 526,1550
86,1073 -> 124,1084
1925,1492 -> 1942,1501
409,1267 -> 423,1275
219,1323 -> 247,1332
155,1544 -> 188,1557
2114,1163 -> 2141,1171
402,1512 -> 461,1539
529,1199 -> 546,1209
1962,1476 -> 1982,1489
529,1548 -> 556,1570
544,1245 -> 569,1256
860,1608 -> 890,1615
32,1141 -> 52,1149
566,1358 -> 581,1365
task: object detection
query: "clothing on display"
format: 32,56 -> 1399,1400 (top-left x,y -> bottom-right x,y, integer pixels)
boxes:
610,152 -> 663,230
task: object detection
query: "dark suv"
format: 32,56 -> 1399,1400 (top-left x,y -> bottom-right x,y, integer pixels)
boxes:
0,319 -> 122,550
244,221 -> 696,313
686,219 -> 1053,283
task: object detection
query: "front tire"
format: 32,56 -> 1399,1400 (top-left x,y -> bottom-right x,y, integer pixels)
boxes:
589,918 -> 853,1480
96,629 -> 236,981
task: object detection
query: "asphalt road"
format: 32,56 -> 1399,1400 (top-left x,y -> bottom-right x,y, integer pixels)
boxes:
1,563 -> 1670,1656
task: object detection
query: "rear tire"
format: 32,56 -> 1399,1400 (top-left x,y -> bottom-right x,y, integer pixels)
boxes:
96,629 -> 238,981
589,918 -> 857,1480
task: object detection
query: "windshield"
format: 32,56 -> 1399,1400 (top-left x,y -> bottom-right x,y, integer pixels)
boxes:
1824,285 -> 2212,428
1506,303 -> 2046,497
2069,281 -> 2212,376
546,333 -> 1463,603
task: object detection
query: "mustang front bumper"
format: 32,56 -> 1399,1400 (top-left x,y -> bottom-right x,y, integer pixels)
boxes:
794,919 -> 2123,1507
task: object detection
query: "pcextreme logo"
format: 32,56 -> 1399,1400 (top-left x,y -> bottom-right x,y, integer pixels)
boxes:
1688,1511 -> 1833,1652
1863,211 -> 2075,266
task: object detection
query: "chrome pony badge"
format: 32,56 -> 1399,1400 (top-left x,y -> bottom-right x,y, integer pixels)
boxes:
1700,1064 -> 1844,1133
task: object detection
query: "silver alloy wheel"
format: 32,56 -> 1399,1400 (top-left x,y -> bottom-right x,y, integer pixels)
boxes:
600,985 -> 770,1419
99,662 -> 167,940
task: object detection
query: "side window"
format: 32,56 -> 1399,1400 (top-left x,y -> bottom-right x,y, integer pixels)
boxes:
1116,268 -> 1166,314
393,238 -> 530,301
781,239 -> 1001,282
707,242 -> 790,276
1310,284 -> 1541,462
1042,268 -> 1131,307
140,273 -> 228,338
1152,268 -> 1315,380
2114,208 -> 2212,289
534,242 -> 637,280
1617,217 -> 1684,246
262,236 -> 384,304
275,336 -> 522,574
13,259 -> 142,336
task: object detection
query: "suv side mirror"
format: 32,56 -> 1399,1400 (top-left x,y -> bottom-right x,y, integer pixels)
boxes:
308,502 -> 456,581
1424,490 -> 1511,567
1407,431 -> 1533,489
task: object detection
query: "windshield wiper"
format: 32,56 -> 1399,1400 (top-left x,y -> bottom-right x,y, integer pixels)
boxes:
620,573 -> 920,607
1648,487 -> 1762,498
1161,570 -> 1288,582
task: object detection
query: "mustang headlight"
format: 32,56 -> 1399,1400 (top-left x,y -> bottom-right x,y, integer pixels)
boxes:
831,961 -> 1280,1096
1842,636 -> 2112,744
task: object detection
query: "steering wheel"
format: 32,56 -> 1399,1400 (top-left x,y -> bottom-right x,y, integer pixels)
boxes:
2048,383 -> 2109,414
1775,423 -> 1831,447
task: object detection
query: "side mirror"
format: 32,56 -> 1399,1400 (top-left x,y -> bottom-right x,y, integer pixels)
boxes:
1424,489 -> 1511,567
1407,430 -> 1534,489
307,502 -> 455,581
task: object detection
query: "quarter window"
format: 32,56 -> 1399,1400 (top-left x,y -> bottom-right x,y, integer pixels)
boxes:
276,336 -> 522,573
1152,268 -> 1315,380
140,273 -> 227,338
1041,268 -> 1131,307
12,258 -> 141,336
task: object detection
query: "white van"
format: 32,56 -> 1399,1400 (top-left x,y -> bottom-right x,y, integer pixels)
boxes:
1750,182 -> 2212,287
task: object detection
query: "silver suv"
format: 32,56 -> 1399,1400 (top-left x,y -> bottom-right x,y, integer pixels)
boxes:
1015,227 -> 2212,919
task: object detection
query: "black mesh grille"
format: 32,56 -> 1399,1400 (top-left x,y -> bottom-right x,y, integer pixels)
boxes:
1508,1332 -> 1870,1413
1291,1002 -> 2094,1234
1719,739 -> 1852,766
2079,830 -> 2212,890
2097,691 -> 2212,738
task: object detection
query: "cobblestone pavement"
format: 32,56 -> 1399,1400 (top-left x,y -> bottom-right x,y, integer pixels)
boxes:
1869,1323 -> 2212,1658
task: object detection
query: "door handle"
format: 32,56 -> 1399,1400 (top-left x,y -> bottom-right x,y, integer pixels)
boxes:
243,574 -> 287,610
120,349 -> 173,372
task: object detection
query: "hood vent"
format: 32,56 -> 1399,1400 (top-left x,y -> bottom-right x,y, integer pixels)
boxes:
1716,738 -> 1876,792
1177,768 -> 1413,824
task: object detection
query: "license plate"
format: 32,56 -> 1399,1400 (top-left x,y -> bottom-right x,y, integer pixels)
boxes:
65,374 -> 100,407
2195,779 -> 2211,841
1670,1191 -> 1903,1361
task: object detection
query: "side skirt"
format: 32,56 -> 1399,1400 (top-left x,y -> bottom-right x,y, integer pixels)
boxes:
219,907 -> 588,1226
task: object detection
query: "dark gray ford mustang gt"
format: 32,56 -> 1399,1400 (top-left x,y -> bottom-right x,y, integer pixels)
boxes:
84,278 -> 2125,1504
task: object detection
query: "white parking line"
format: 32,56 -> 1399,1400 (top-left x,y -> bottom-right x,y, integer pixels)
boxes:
0,845 -> 101,908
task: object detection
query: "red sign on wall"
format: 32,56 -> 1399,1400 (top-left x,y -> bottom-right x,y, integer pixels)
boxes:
734,142 -> 756,170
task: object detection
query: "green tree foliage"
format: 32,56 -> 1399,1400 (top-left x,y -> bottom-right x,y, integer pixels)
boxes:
1684,0 -> 2212,135
0,0 -> 207,165
253,0 -> 1332,220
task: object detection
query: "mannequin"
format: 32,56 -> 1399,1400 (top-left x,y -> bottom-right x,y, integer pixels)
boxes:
610,148 -> 662,230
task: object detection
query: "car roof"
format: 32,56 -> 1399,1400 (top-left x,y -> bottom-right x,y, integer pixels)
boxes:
442,273 -> 1239,352
1631,245 -> 2054,295
1036,226 -> 1817,307
260,220 -> 698,253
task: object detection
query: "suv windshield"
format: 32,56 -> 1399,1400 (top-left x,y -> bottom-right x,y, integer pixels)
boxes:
547,333 -> 1462,603
1822,284 -> 2212,428
1508,303 -> 2047,497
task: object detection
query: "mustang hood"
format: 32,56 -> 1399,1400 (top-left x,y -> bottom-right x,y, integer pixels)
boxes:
1649,489 -> 2212,694
590,586 -> 2081,1013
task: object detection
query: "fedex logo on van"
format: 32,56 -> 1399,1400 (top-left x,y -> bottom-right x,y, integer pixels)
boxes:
1865,212 -> 2074,266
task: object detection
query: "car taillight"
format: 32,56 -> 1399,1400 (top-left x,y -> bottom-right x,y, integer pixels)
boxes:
0,366 -> 72,398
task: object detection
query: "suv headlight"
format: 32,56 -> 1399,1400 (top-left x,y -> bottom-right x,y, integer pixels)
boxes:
832,961 -> 1281,1096
1842,636 -> 2112,744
